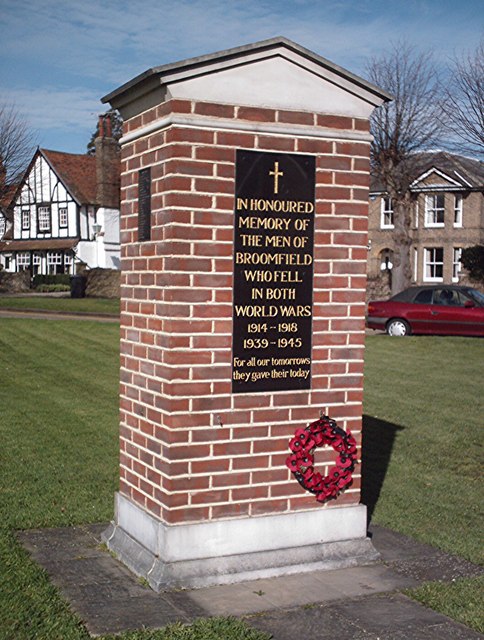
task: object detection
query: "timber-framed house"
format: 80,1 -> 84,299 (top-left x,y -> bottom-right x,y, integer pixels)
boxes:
0,116 -> 120,275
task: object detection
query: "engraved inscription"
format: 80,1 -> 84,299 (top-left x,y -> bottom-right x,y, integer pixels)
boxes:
232,150 -> 315,393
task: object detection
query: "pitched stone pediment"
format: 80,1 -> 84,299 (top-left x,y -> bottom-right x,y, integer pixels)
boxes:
103,37 -> 390,120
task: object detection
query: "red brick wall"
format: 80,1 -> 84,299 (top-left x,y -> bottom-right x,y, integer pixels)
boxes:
119,99 -> 370,525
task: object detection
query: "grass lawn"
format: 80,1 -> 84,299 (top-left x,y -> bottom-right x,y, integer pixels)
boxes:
0,320 -> 482,638
363,335 -> 483,563
0,295 -> 120,315
362,335 -> 484,632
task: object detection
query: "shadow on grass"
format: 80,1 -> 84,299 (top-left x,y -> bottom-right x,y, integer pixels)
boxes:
361,414 -> 405,524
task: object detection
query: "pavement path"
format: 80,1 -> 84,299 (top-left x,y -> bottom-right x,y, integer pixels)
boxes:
18,523 -> 483,639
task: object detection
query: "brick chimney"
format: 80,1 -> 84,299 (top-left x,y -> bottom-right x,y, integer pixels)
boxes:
95,113 -> 120,209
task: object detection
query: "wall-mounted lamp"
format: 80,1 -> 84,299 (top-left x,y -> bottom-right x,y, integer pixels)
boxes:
92,223 -> 102,240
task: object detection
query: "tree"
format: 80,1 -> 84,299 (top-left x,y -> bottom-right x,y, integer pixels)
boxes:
0,103 -> 37,203
86,110 -> 123,155
366,42 -> 444,294
441,39 -> 484,157
460,245 -> 484,283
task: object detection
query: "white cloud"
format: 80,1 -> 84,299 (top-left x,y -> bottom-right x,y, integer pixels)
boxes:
2,0 -> 482,87
1,85 -> 101,134
1,0 -> 482,152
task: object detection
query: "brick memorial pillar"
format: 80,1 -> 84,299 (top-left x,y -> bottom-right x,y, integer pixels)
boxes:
102,38 -> 390,590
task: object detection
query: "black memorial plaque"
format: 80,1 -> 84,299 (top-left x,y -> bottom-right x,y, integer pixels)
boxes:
138,167 -> 151,241
232,149 -> 315,393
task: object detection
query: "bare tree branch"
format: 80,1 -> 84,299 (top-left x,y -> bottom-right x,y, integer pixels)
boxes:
366,41 -> 444,294
0,103 -> 38,203
441,39 -> 484,156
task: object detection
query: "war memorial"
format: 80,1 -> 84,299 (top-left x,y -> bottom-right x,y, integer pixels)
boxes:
100,37 -> 390,591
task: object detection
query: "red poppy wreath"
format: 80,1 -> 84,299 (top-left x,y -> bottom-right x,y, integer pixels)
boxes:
286,415 -> 358,503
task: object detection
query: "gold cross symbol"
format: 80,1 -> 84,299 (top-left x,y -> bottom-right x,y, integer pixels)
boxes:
269,161 -> 284,194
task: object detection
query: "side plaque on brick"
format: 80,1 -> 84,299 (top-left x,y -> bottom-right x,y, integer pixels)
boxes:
232,149 -> 315,393
138,167 -> 151,242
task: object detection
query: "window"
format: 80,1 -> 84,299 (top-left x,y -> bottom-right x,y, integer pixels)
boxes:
414,289 -> 433,304
425,194 -> 445,227
37,206 -> 51,232
380,196 -> 394,228
32,253 -> 42,276
453,248 -> 462,282
47,251 -> 63,274
59,207 -> 68,228
424,247 -> 444,281
22,209 -> 30,230
17,252 -> 31,271
454,195 -> 463,227
434,288 -> 461,306
0,216 -> 5,238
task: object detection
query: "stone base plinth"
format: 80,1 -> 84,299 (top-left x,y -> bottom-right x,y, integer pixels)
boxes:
102,493 -> 379,591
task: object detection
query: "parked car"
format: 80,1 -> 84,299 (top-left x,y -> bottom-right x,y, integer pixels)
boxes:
366,285 -> 484,337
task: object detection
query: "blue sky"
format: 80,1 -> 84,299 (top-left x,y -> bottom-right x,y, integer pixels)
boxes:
1,0 -> 482,155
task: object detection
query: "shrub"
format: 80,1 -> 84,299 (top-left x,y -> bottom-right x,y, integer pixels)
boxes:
36,284 -> 71,293
32,273 -> 72,288
0,271 -> 30,293
460,245 -> 484,282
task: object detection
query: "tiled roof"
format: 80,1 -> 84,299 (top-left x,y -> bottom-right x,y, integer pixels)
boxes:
370,151 -> 484,193
411,151 -> 484,187
42,149 -> 97,204
1,184 -> 18,213
0,238 -> 79,252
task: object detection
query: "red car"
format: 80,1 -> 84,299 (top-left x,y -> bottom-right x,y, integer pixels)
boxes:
366,285 -> 484,336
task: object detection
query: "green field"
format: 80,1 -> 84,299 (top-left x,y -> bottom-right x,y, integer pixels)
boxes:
0,318 -> 482,638
363,335 -> 483,563
0,295 -> 120,315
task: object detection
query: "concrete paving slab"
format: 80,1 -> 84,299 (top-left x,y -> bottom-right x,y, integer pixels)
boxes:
179,562 -> 415,616
188,581 -> 279,616
313,564 -> 417,597
245,604 -> 371,640
368,525 -> 438,561
247,593 -> 484,640
18,524 -> 105,562
369,524 -> 484,583
243,571 -> 343,608
16,522 -> 484,638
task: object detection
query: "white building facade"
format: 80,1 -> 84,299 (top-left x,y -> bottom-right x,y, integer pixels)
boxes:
0,117 -> 120,275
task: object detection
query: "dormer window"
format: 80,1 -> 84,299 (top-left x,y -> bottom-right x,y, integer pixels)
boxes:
37,205 -> 51,233
425,194 -> 445,227
0,216 -> 5,238
380,196 -> 394,228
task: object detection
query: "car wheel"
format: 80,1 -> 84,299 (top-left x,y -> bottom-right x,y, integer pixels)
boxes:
386,318 -> 410,337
